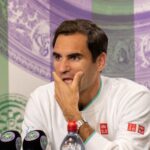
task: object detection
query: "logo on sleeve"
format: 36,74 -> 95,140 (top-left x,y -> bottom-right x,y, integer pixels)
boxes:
138,125 -> 145,135
100,123 -> 108,135
128,123 -> 145,135
128,123 -> 137,132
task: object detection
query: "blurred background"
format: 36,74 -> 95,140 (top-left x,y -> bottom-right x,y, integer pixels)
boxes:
0,0 -> 150,133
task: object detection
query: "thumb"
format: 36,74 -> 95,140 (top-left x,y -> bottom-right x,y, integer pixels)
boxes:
72,71 -> 83,90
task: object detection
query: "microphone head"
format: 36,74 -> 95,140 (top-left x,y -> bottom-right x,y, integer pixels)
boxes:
0,130 -> 22,150
23,130 -> 47,150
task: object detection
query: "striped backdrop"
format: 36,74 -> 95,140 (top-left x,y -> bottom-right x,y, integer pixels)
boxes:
0,0 -> 150,133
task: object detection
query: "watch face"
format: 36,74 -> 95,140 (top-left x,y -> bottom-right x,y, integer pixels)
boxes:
76,120 -> 85,129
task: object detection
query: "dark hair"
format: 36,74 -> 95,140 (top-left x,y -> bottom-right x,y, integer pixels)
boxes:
52,19 -> 108,62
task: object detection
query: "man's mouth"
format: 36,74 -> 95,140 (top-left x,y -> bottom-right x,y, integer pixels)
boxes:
62,78 -> 73,84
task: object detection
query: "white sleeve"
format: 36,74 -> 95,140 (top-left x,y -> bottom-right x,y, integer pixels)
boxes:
21,91 -> 52,150
22,94 -> 43,138
84,91 -> 150,150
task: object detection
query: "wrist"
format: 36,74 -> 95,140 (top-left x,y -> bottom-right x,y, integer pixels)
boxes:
64,112 -> 82,121
78,122 -> 94,142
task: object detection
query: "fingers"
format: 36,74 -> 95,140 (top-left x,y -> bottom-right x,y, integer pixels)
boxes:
53,71 -> 83,90
52,72 -> 62,83
72,71 -> 83,89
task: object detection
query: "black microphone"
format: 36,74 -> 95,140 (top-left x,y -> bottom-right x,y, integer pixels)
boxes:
0,130 -> 22,150
23,130 -> 48,150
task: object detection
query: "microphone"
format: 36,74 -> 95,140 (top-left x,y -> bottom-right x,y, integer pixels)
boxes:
0,130 -> 22,150
23,130 -> 48,150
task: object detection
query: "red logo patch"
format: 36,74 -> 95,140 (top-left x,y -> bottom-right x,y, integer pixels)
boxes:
100,123 -> 108,134
128,123 -> 137,132
138,125 -> 145,135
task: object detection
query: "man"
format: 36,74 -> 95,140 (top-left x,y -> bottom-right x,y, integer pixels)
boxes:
22,19 -> 150,150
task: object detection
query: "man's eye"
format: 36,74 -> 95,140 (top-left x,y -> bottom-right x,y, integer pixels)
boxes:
70,55 -> 81,61
53,55 -> 61,61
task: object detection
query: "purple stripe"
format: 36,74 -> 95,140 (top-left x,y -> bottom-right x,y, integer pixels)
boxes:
134,11 -> 150,20
50,0 -> 92,18
50,0 -> 92,33
9,41 -> 51,67
134,5 -> 150,88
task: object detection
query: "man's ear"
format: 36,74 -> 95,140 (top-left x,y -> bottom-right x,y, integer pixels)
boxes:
96,52 -> 107,72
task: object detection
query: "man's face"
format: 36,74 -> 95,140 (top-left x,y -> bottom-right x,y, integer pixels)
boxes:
53,33 -> 100,92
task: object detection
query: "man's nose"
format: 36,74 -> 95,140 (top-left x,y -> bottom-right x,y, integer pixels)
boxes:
59,59 -> 70,73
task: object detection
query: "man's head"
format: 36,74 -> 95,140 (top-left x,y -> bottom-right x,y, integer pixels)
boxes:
52,19 -> 108,62
52,19 -> 107,94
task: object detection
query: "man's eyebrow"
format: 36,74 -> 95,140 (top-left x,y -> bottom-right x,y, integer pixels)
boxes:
53,52 -> 60,56
53,52 -> 83,57
68,53 -> 83,57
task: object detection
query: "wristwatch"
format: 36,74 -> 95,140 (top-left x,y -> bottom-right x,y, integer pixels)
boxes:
76,119 -> 87,131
